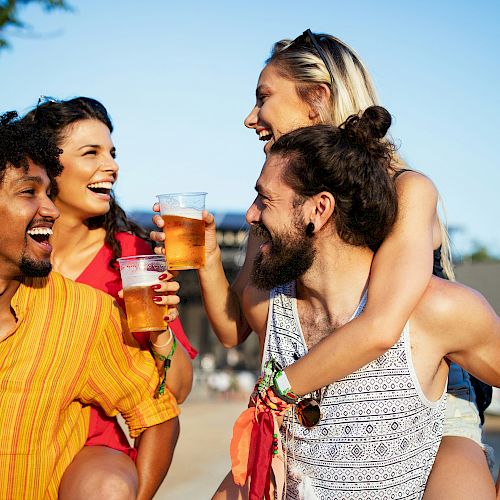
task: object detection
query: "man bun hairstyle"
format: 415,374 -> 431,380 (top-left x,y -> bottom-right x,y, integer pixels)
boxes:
343,104 -> 392,140
270,105 -> 397,251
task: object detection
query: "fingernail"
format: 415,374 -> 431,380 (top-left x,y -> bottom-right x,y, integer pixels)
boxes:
153,296 -> 162,303
151,284 -> 161,291
159,273 -> 168,280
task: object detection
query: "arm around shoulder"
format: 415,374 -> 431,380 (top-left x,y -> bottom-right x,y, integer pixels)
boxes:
284,171 -> 440,395
363,171 -> 439,340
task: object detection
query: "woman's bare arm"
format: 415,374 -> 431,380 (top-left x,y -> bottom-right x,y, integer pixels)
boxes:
284,171 -> 439,394
151,207 -> 262,348
198,213 -> 268,347
135,418 -> 180,500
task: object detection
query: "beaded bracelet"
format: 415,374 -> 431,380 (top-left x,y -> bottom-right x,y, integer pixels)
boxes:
149,335 -> 177,398
259,386 -> 291,414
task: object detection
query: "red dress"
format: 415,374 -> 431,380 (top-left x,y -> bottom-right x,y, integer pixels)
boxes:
77,232 -> 197,458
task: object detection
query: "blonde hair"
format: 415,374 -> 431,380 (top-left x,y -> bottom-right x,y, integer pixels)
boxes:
267,31 -> 454,276
437,196 -> 456,280
267,34 -> 379,125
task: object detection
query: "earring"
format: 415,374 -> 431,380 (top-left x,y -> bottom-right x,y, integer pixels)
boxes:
306,222 -> 315,236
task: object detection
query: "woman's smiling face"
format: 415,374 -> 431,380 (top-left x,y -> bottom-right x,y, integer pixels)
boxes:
56,119 -> 118,220
244,64 -> 316,154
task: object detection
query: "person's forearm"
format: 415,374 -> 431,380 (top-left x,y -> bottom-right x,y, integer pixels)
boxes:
135,417 -> 180,500
198,246 -> 252,348
164,344 -> 193,404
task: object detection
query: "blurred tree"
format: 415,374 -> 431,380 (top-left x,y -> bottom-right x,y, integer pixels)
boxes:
0,0 -> 70,51
463,243 -> 500,263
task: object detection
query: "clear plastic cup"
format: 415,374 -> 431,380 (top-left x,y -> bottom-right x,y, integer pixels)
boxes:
117,255 -> 167,332
157,192 -> 206,270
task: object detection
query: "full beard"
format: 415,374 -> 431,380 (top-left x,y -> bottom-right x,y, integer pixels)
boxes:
250,218 -> 316,290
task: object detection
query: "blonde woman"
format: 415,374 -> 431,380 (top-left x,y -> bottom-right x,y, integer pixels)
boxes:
154,31 -> 494,498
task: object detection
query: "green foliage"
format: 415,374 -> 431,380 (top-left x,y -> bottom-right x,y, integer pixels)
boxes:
0,0 -> 70,51
463,244 -> 500,263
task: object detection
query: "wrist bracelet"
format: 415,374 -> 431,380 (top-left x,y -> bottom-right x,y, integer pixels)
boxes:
151,326 -> 173,349
271,369 -> 301,405
150,335 -> 177,398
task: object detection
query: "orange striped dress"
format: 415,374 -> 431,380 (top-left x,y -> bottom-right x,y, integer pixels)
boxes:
0,272 -> 179,498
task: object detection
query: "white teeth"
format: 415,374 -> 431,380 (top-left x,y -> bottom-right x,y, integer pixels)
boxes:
259,130 -> 272,141
27,227 -> 53,236
88,182 -> 113,189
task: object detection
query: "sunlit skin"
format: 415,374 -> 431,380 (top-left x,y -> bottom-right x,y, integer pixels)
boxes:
151,49 -> 496,499
0,162 -> 59,281
244,64 -> 318,153
52,119 -> 181,312
0,161 -> 59,343
245,155 -> 302,255
150,64 -> 318,245
56,119 -> 118,222
49,116 -> 190,500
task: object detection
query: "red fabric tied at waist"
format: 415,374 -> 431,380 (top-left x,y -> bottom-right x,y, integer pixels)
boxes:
230,407 -> 277,500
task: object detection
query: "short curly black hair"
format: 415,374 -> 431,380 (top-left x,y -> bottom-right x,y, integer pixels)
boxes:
0,111 -> 63,185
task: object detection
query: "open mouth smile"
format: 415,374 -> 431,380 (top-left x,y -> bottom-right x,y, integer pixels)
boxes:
27,226 -> 53,252
87,181 -> 114,198
259,129 -> 273,142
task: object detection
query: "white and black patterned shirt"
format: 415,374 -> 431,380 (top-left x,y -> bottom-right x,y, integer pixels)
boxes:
262,282 -> 446,500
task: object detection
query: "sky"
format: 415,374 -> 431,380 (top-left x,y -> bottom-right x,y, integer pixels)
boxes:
1,0 -> 499,256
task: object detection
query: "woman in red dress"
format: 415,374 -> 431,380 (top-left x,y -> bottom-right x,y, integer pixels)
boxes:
26,97 -> 196,499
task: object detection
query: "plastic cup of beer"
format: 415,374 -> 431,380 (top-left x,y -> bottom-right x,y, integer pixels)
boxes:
157,192 -> 207,270
117,255 -> 168,332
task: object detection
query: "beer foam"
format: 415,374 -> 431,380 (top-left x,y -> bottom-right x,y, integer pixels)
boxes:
163,207 -> 203,220
123,274 -> 161,288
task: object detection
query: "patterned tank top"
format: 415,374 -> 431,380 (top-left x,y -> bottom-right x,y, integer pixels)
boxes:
262,282 -> 447,500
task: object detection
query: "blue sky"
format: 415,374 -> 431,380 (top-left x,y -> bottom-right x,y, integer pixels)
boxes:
1,0 -> 499,255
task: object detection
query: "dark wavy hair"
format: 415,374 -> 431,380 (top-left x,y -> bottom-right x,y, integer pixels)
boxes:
24,97 -> 150,267
0,111 -> 63,184
270,105 -> 398,251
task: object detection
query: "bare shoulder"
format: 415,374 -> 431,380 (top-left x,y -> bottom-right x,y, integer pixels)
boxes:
242,284 -> 270,338
393,169 -> 438,200
413,276 -> 497,335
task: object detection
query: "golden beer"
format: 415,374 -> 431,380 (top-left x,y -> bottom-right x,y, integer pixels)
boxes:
123,284 -> 168,332
162,214 -> 205,270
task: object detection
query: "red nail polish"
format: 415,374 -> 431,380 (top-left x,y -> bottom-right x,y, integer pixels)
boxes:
151,284 -> 161,291
153,296 -> 162,303
158,273 -> 168,280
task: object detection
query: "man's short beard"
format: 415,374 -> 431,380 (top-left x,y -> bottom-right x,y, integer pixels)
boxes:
19,255 -> 52,277
250,217 -> 316,290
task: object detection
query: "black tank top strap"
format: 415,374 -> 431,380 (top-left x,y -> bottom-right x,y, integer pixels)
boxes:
433,247 -> 446,279
392,168 -> 413,180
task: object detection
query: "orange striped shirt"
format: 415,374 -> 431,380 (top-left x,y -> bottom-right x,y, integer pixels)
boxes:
0,272 -> 179,498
